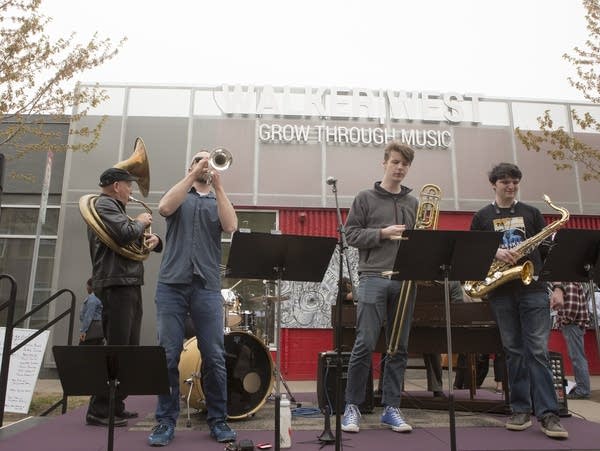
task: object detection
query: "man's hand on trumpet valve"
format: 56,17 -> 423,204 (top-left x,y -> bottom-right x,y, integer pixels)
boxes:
143,232 -> 160,251
135,212 -> 152,227
381,224 -> 407,240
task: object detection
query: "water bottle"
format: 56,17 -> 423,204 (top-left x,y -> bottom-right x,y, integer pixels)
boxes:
279,394 -> 292,448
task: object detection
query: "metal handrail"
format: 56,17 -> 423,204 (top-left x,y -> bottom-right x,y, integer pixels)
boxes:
0,275 -> 76,425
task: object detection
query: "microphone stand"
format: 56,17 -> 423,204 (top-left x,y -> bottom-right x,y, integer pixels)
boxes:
322,178 -> 352,451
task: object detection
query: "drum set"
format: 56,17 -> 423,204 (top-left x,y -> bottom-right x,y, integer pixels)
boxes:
178,287 -> 281,421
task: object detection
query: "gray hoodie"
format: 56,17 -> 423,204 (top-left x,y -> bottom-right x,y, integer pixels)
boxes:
346,181 -> 418,275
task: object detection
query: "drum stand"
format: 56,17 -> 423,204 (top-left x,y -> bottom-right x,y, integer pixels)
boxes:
183,374 -> 200,427
261,281 -> 298,404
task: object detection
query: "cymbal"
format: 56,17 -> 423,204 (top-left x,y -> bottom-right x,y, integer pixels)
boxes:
250,295 -> 290,302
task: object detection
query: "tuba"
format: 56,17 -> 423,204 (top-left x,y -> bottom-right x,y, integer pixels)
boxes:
386,184 -> 441,355
79,137 -> 153,262
464,195 -> 570,298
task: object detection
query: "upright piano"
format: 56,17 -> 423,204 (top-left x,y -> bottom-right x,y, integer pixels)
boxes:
332,283 -> 509,413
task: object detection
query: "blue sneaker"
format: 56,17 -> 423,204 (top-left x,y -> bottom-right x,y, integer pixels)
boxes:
341,404 -> 361,433
381,406 -> 412,432
148,423 -> 175,446
210,421 -> 236,443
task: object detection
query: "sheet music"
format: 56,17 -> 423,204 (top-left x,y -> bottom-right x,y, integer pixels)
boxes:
0,328 -> 50,414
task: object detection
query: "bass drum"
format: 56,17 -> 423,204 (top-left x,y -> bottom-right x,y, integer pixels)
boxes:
226,331 -> 274,419
178,332 -> 274,420
178,337 -> 204,411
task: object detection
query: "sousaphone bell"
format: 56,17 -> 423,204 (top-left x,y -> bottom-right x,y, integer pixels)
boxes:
79,137 -> 154,261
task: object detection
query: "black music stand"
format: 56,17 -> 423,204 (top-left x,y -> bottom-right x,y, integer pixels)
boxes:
539,229 -> 600,374
53,345 -> 169,451
389,229 -> 502,451
226,231 -> 337,451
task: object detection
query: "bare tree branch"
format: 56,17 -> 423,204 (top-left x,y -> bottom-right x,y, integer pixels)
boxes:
516,0 -> 600,183
0,0 -> 126,157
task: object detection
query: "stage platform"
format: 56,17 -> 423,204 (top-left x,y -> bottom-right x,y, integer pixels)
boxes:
1,384 -> 600,451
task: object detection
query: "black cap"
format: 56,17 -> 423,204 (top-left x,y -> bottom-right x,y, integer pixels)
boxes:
98,167 -> 138,187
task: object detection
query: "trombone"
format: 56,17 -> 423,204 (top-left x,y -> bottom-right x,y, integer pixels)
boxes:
386,184 -> 441,355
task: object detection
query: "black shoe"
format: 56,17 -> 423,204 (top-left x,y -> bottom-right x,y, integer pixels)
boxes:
86,413 -> 128,427
117,410 -> 139,419
540,413 -> 568,439
433,391 -> 445,398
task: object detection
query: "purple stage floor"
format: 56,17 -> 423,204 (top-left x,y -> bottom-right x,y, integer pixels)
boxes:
1,394 -> 599,451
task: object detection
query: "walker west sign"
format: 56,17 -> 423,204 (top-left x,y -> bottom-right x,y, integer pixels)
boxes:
213,85 -> 482,124
213,85 -> 479,149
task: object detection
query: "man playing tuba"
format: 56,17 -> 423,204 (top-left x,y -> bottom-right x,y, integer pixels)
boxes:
85,167 -> 162,427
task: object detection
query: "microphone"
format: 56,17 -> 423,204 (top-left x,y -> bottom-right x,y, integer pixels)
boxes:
326,176 -> 337,186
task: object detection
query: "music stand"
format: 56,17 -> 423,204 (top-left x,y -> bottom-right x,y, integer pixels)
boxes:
53,345 -> 169,451
539,229 -> 600,371
390,229 -> 502,451
226,231 -> 337,451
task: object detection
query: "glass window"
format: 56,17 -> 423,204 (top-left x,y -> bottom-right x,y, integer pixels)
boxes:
0,238 -> 57,326
0,207 -> 59,235
0,238 -> 34,322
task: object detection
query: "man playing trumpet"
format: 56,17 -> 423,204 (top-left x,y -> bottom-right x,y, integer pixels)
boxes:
148,150 -> 238,446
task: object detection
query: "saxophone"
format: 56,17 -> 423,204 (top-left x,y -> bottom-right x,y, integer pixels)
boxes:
464,195 -> 569,298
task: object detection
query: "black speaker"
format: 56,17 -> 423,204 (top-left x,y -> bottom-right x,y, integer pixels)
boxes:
549,351 -> 570,417
316,351 -> 374,414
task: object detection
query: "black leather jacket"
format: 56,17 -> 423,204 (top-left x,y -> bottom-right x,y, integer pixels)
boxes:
88,194 -> 162,289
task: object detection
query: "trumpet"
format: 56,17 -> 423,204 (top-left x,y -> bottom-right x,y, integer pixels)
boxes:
206,148 -> 232,184
387,184 -> 441,355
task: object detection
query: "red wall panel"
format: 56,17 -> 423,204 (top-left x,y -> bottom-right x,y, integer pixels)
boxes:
275,208 -> 600,380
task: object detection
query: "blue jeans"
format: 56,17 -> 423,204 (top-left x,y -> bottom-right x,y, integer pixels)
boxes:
345,276 -> 415,407
489,287 -> 559,419
562,324 -> 591,396
154,278 -> 227,427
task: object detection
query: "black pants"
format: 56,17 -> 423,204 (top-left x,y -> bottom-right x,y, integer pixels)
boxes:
87,285 -> 142,418
454,353 -> 505,389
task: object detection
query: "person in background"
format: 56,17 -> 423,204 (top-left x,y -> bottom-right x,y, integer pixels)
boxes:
551,282 -> 591,400
148,150 -> 238,446
79,278 -> 104,345
342,141 -> 418,434
86,167 -> 162,427
470,162 -> 568,439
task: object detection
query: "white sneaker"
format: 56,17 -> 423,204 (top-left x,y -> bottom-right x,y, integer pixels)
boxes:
341,404 -> 361,433
381,406 -> 412,432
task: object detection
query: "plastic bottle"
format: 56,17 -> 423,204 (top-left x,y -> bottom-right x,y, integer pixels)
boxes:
279,394 -> 292,448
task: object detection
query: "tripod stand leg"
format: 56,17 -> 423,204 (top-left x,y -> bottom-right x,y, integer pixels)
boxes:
277,371 -> 297,404
107,379 -> 117,451
183,378 -> 194,428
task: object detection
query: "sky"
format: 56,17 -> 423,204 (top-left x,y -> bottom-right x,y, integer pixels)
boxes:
38,0 -> 590,102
